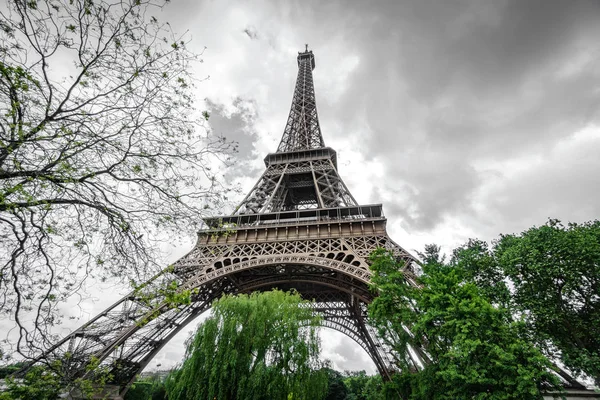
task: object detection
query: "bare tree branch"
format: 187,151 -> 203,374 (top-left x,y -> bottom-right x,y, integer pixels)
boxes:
0,0 -> 237,361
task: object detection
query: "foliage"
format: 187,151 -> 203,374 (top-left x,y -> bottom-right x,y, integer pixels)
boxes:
124,382 -> 154,400
368,247 -> 562,399
343,370 -> 384,400
450,240 -> 512,309
0,365 -> 61,400
164,290 -> 328,400
0,358 -> 120,400
454,219 -> 600,386
0,362 -> 26,379
125,376 -> 167,400
322,367 -> 348,400
0,0 -> 234,356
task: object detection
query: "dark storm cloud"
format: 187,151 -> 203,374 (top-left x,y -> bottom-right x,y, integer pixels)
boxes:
175,0 -> 600,233
482,131 -> 600,235
301,0 -> 600,231
157,0 -> 600,235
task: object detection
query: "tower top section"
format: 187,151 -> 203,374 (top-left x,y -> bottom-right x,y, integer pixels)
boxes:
276,46 -> 325,152
297,44 -> 316,70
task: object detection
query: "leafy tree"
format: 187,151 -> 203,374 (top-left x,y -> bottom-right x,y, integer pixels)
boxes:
0,359 -> 118,399
124,381 -> 154,400
450,240 -> 512,309
361,374 -> 385,400
455,220 -> 600,386
343,370 -> 384,400
368,247 -> 561,400
322,367 -> 348,400
0,365 -> 61,400
0,362 -> 27,379
125,376 -> 167,400
0,0 -> 234,356
165,290 -> 328,400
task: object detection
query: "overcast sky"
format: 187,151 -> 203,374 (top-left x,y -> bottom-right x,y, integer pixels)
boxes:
71,0 -> 600,374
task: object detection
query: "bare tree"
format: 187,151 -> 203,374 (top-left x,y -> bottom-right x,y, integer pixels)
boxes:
0,0 -> 235,359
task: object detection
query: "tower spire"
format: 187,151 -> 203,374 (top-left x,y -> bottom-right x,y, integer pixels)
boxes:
276,46 -> 325,152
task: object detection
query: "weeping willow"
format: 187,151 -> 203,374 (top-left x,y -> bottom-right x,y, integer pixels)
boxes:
165,290 -> 329,400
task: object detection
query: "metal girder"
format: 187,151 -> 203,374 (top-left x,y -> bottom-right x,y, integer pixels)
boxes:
234,156 -> 358,214
27,232 -> 418,393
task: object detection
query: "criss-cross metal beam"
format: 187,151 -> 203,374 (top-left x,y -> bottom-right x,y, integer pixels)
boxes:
277,49 -> 324,152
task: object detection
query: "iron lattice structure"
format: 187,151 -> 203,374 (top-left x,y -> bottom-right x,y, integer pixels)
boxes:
30,48 -> 423,397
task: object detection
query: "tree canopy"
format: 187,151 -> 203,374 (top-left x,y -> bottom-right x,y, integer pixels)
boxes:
124,375 -> 167,400
453,219 -> 600,386
0,365 -> 61,400
0,0 -> 234,357
322,368 -> 349,400
368,246 -> 561,399
164,290 -> 328,400
342,370 -> 384,400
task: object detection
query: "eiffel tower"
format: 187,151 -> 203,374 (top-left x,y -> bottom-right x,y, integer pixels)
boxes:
28,47 -> 421,398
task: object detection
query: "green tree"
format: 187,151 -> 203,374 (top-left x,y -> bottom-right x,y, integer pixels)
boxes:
0,365 -> 61,400
0,0 -> 234,357
0,358 -> 119,399
124,381 -> 154,400
125,376 -> 167,400
323,368 -> 349,400
343,370 -> 384,400
0,362 -> 26,379
368,247 -> 561,400
455,220 -> 600,386
450,240 -> 512,309
165,290 -> 328,400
